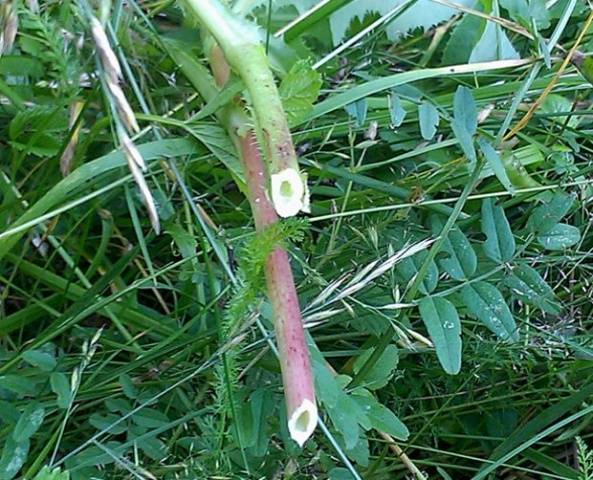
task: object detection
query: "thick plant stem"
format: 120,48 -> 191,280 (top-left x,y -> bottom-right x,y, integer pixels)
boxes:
183,0 -> 307,218
199,42 -> 317,445
239,133 -> 317,446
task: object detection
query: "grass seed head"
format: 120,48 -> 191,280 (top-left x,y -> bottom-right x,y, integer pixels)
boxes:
121,131 -> 160,234
106,80 -> 140,133
90,15 -> 121,83
0,2 -> 17,55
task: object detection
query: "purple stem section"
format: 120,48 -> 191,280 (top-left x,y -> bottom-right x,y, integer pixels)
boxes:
238,133 -> 316,420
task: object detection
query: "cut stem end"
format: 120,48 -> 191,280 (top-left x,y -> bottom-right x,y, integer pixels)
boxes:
287,398 -> 318,447
270,168 -> 307,218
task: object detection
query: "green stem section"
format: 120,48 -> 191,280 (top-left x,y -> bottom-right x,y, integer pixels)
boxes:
225,43 -> 300,174
183,0 -> 306,218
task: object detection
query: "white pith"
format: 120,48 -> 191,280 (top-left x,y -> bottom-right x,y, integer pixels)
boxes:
287,398 -> 318,447
270,168 -> 306,218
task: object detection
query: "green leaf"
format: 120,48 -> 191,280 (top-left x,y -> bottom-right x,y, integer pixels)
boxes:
245,389 -> 273,456
540,94 -> 579,128
166,224 -> 197,260
0,401 -> 20,425
311,351 -> 341,408
8,107 -> 67,157
505,265 -> 561,314
469,18 -> 520,62
430,215 -> 476,280
329,468 -> 357,480
481,199 -> 515,263
0,56 -> 44,77
418,101 -> 439,140
279,60 -> 322,126
549,144 -> 576,175
105,398 -> 132,414
478,138 -> 514,193
139,436 -> 167,461
132,409 -> 170,429
352,345 -> 398,390
500,0 -> 550,29
0,375 -> 38,397
526,192 -> 574,234
0,77 -> 25,109
162,38 -> 217,98
453,86 -> 477,135
443,229 -> 476,279
32,466 -> 70,480
418,297 -> 462,374
71,443 -> 118,468
344,98 -> 368,126
13,402 -> 45,442
442,11 -> 485,64
450,86 -> 477,163
50,372 -> 72,409
0,437 -> 29,480
460,282 -> 518,342
326,389 -> 366,449
237,391 -> 264,455
22,349 -> 56,372
339,432 -> 369,467
119,373 -> 138,400
309,339 -> 369,449
388,93 -> 406,127
396,251 -> 439,294
451,119 -> 476,164
89,413 -> 127,435
353,395 -> 409,440
537,223 -> 581,250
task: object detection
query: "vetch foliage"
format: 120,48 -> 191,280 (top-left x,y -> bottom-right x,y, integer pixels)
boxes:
279,59 -> 322,126
418,296 -> 462,375
481,198 -> 516,263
